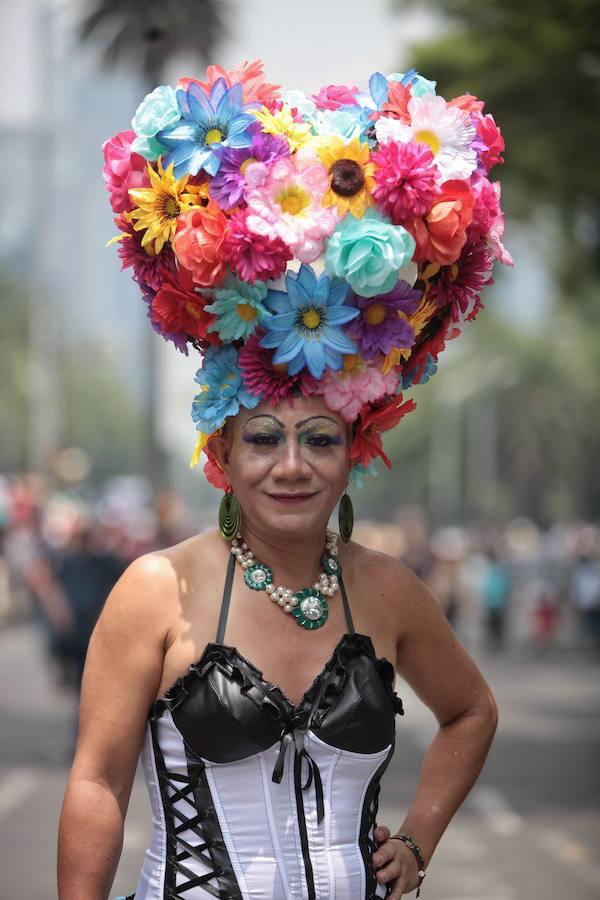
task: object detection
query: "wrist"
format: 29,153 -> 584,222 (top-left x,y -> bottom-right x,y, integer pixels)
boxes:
389,833 -> 426,897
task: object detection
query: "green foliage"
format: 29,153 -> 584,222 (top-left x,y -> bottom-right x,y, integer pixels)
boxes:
0,274 -> 29,469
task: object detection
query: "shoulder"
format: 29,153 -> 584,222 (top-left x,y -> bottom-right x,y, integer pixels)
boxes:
343,539 -> 428,603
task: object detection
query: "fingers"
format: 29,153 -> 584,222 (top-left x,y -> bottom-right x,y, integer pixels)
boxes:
387,876 -> 407,900
373,824 -> 390,845
372,837 -> 417,897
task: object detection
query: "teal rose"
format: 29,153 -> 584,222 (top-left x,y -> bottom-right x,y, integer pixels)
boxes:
131,85 -> 181,161
325,209 -> 416,298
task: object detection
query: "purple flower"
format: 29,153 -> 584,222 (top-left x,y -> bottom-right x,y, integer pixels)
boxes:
345,280 -> 421,359
209,126 -> 290,208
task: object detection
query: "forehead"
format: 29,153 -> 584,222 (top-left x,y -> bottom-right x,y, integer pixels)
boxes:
234,395 -> 346,430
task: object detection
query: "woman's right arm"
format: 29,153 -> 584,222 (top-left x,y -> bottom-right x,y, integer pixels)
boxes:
57,553 -> 175,900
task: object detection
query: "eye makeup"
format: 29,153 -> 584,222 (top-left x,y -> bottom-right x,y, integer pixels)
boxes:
241,416 -> 284,446
297,417 -> 344,447
240,414 -> 345,448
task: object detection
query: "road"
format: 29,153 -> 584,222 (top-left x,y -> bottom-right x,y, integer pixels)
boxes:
0,621 -> 598,899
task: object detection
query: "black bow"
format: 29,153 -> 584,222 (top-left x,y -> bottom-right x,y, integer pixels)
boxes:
272,728 -> 325,824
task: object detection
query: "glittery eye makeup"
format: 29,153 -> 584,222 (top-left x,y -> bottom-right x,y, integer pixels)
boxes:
298,417 -> 344,448
241,416 -> 284,446
240,414 -> 345,449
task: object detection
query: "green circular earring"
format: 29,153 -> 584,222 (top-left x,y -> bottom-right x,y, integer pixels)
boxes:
338,491 -> 354,544
219,490 -> 241,541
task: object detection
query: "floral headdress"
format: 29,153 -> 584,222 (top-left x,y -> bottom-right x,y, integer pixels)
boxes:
103,60 -> 512,489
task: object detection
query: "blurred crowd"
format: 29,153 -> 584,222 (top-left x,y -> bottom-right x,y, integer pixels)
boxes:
1,473 -> 599,700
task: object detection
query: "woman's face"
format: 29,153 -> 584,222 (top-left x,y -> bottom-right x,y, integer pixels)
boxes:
211,395 -> 351,540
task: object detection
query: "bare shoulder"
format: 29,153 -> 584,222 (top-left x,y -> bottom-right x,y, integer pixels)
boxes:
344,539 -> 427,606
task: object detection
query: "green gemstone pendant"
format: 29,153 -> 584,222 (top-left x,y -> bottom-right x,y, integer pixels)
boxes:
244,563 -> 273,591
292,588 -> 329,629
321,551 -> 342,577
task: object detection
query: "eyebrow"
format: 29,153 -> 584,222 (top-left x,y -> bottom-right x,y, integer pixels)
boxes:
243,415 -> 341,429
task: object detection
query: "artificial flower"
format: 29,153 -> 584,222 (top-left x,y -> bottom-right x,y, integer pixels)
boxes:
190,431 -> 211,469
204,276 -> 272,341
348,459 -> 380,490
220,207 -> 293,283
189,59 -> 281,106
311,84 -> 360,110
377,80 -> 412,122
350,392 -> 417,468
158,78 -> 255,178
131,85 -> 181,160
128,158 -> 198,255
311,109 -> 366,142
428,241 -> 494,322
209,126 -> 289,208
251,104 -> 312,152
191,345 -> 260,434
150,265 -> 219,344
325,208 -> 416,298
259,264 -> 359,378
238,333 -> 315,405
469,176 -> 513,266
102,131 -> 150,214
114,214 -> 176,291
174,201 -> 229,287
315,136 -> 375,218
448,94 -> 485,114
345,281 -> 421,359
203,445 -> 230,490
473,111 -> 505,172
376,94 -> 477,181
318,354 -> 399,421
371,139 -> 440,223
406,179 -> 474,266
245,153 -> 338,263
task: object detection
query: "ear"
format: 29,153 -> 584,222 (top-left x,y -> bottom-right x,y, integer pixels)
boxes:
206,433 -> 230,476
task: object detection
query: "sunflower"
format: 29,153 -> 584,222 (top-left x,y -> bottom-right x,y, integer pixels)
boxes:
251,104 -> 312,153
128,158 -> 202,255
315,135 -> 375,218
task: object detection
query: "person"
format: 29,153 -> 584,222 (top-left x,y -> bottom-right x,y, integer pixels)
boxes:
58,59 -> 510,899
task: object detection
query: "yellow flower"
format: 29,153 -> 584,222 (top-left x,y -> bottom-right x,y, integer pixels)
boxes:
190,431 -> 211,469
315,136 -> 375,218
128,158 -> 200,255
381,298 -> 439,374
251,104 -> 312,152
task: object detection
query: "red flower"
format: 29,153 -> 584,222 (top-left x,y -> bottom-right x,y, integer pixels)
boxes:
203,447 -> 229,491
350,394 -> 417,469
474,112 -> 505,172
379,81 -> 412,122
404,312 -> 456,385
428,241 -> 494,323
151,266 -> 220,345
406,180 -> 474,266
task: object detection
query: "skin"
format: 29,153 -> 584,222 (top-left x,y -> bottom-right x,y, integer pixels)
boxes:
57,394 -> 498,899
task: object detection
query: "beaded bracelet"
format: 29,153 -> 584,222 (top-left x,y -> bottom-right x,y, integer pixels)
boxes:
389,833 -> 426,897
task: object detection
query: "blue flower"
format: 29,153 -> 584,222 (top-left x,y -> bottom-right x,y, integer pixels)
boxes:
348,459 -> 380,490
204,276 -> 272,342
388,69 -> 437,98
157,78 -> 256,178
259,264 -> 359,379
131,85 -> 181,160
191,345 -> 260,433
402,353 -> 438,389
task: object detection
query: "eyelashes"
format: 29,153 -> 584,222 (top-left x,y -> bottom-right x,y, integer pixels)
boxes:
241,432 -> 343,448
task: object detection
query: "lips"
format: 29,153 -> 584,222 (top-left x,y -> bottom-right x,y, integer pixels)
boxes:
268,492 -> 316,501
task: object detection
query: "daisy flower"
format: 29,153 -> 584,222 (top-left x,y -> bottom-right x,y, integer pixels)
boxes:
315,135 -> 375,218
246,153 -> 338,263
209,127 -> 289,209
128,158 -> 197,255
192,345 -> 260,434
259,263 -> 359,379
204,276 -> 272,341
251,104 -> 313,152
345,281 -> 421,360
375,94 -> 477,181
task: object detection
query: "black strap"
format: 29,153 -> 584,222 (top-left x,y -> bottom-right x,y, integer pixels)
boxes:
338,572 -> 355,634
216,552 -> 236,644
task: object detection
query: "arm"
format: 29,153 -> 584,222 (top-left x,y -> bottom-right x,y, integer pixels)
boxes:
373,564 -> 498,898
57,553 -> 175,900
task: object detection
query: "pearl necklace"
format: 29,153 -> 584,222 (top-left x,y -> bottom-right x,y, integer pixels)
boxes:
229,529 -> 341,630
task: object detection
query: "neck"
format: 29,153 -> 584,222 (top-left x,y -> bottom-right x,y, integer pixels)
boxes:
236,521 -> 330,590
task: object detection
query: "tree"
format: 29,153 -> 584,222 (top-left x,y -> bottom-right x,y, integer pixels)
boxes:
78,0 -> 227,486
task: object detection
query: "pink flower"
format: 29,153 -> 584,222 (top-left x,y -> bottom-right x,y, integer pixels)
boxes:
448,94 -> 485,114
174,202 -> 229,288
428,241 -> 494,322
371,139 -> 441,224
181,59 -> 281,105
115,214 -> 176,290
311,84 -> 360,110
102,130 -> 149,214
318,355 -> 399,422
469,175 -> 513,266
473,112 -> 505,172
238,333 -> 315,405
246,154 -> 338,263
220,208 -> 292,283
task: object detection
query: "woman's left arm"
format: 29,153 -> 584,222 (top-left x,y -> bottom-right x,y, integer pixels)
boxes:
372,562 -> 498,898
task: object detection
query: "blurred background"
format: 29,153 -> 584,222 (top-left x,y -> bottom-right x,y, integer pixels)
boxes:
1,0 -> 599,897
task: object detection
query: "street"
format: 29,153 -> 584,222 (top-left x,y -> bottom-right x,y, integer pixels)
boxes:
1,621 -> 598,900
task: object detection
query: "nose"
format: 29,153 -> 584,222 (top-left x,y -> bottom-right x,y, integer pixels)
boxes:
271,437 -> 311,481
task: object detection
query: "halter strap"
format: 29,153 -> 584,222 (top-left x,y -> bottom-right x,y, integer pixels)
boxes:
216,549 -> 356,643
215,552 -> 236,644
338,572 -> 356,634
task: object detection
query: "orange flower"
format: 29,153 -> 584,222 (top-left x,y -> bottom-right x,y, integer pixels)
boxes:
448,94 -> 485,114
379,81 -> 412,122
180,60 -> 281,106
174,202 -> 229,288
406,180 -> 474,266
350,393 -> 417,469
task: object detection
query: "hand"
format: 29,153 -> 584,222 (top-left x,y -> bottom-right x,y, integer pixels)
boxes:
372,824 -> 420,898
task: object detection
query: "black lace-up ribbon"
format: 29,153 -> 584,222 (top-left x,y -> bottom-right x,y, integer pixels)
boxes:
272,727 -> 325,824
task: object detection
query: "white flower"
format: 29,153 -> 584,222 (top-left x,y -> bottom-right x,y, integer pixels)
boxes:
375,94 -> 477,181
